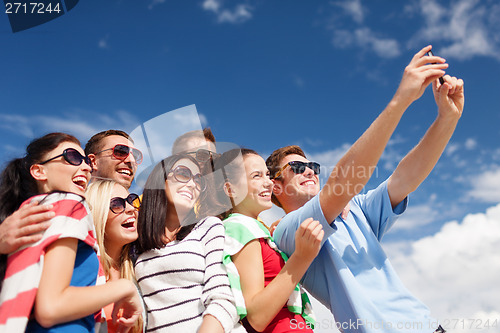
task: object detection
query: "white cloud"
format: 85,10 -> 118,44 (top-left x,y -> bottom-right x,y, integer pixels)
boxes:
148,0 -> 166,10
308,143 -> 351,170
468,167 -> 500,203
385,204 -> 500,331
332,28 -> 401,59
0,109 -> 141,147
202,0 -> 220,12
327,0 -> 401,59
445,142 -> 460,156
464,138 -> 477,150
390,203 -> 437,231
333,0 -> 365,24
293,75 -> 305,88
410,0 -> 500,61
329,0 -> 401,59
202,0 -> 253,24
0,114 -> 34,137
98,35 -> 109,49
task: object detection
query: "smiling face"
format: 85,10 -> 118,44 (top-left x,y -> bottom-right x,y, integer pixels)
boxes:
31,141 -> 92,197
165,158 -> 201,220
232,154 -> 273,219
90,135 -> 138,189
104,184 -> 138,250
274,154 -> 320,208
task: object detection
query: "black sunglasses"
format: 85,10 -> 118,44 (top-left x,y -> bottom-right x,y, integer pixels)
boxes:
109,193 -> 141,214
96,144 -> 143,165
186,149 -> 219,163
168,165 -> 206,191
39,148 -> 93,171
273,161 -> 321,179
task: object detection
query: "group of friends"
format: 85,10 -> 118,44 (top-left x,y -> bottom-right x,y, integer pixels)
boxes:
0,46 -> 464,333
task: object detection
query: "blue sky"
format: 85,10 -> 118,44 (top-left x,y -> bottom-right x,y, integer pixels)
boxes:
1,1 -> 500,331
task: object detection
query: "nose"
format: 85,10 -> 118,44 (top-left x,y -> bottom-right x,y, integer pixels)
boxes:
125,201 -> 136,214
123,151 -> 136,165
185,177 -> 198,190
264,175 -> 274,188
80,160 -> 92,174
303,166 -> 315,177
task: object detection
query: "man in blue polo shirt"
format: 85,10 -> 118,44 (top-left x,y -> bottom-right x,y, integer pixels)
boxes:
266,46 -> 464,333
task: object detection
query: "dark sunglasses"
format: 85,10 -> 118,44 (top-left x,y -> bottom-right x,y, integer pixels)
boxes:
186,149 -> 219,163
96,144 -> 143,165
39,148 -> 93,171
109,193 -> 141,214
273,161 -> 321,179
168,165 -> 206,191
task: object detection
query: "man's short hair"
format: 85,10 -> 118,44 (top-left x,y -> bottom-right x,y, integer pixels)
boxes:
84,130 -> 133,155
266,145 -> 307,208
172,128 -> 216,154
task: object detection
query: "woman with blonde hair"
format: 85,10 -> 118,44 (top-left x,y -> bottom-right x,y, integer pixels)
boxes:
86,179 -> 143,333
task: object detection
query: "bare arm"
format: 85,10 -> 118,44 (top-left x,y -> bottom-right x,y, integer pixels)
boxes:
0,202 -> 54,254
34,238 -> 142,328
387,75 -> 464,207
319,45 -> 448,222
198,314 -> 225,333
233,218 -> 323,331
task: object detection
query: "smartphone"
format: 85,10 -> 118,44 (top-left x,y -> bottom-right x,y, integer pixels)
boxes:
426,50 -> 445,85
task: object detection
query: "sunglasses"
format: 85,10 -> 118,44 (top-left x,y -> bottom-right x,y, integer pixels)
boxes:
168,165 -> 206,191
186,149 -> 219,163
109,193 -> 141,214
96,144 -> 143,165
273,161 -> 321,179
39,148 -> 93,171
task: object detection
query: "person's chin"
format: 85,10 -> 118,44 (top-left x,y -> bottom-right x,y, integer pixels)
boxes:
115,173 -> 133,187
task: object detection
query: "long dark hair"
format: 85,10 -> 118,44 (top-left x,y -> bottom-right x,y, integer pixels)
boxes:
0,132 -> 81,221
0,132 -> 81,291
135,154 -> 207,254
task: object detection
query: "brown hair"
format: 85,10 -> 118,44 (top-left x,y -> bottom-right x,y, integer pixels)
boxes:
265,145 -> 307,208
84,130 -> 133,156
171,128 -> 216,154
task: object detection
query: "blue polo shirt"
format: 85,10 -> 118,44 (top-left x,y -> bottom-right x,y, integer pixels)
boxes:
273,180 -> 436,333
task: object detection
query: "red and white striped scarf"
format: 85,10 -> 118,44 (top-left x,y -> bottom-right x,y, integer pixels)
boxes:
0,192 -> 100,332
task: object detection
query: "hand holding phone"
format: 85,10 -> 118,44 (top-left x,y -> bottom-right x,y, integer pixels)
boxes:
426,50 -> 445,85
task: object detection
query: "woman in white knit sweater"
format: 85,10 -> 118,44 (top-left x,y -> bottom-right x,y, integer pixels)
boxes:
134,154 -> 238,333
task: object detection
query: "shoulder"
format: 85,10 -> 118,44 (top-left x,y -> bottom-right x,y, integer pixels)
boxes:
280,194 -> 322,226
28,192 -> 90,219
193,216 -> 225,237
196,216 -> 223,229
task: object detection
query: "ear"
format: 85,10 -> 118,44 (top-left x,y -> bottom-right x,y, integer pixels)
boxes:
30,164 -> 48,181
272,180 -> 283,196
223,182 -> 236,198
88,154 -> 98,171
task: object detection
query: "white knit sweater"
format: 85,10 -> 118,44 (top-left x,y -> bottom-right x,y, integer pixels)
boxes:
135,217 -> 238,333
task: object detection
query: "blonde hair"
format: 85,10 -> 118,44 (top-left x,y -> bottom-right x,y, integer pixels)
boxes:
86,180 -> 142,332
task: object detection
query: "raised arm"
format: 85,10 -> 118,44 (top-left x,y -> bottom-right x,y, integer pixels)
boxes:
232,218 -> 323,331
387,74 -> 464,207
319,45 -> 448,222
